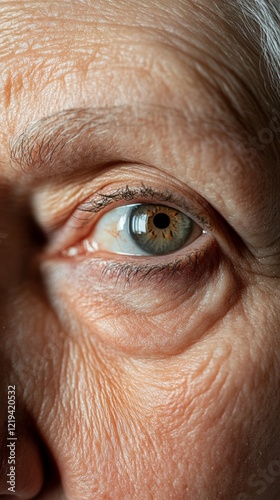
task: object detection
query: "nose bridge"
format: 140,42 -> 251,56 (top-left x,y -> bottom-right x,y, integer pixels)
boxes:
0,186 -> 49,498
0,185 -> 46,293
0,187 -> 27,291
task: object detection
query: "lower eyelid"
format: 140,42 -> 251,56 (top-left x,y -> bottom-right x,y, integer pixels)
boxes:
63,228 -> 210,265
40,235 -> 222,357
61,232 -> 218,290
41,212 -> 217,294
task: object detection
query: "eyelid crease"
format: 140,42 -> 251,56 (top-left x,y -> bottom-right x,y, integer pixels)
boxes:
77,183 -> 212,231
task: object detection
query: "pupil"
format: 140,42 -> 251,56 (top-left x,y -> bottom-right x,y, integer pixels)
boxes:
153,213 -> 170,230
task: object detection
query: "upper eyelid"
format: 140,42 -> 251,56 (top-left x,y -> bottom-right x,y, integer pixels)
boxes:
43,183 -> 214,257
77,184 -> 213,231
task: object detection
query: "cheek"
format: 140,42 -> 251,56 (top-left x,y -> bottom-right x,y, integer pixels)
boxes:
125,309 -> 280,497
2,270 -> 279,497
41,246 -> 243,357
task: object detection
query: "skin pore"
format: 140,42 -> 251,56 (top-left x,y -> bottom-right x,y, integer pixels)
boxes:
0,0 -> 280,498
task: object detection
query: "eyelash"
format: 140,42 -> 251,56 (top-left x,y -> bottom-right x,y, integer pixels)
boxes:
78,184 -> 210,227
99,252 -> 207,285
63,184 -> 214,284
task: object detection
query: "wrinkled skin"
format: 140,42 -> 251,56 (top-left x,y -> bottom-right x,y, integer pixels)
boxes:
0,0 -> 280,499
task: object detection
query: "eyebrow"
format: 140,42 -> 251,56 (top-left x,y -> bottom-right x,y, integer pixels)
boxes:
10,104 -> 194,175
9,103 -> 249,177
10,102 -> 262,188
10,105 -> 137,174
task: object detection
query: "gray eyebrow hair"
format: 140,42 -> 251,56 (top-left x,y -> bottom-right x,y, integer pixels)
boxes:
10,104 -> 197,174
9,103 -> 257,179
9,105 -> 139,172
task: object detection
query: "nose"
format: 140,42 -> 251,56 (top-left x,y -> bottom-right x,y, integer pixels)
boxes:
0,190 -> 46,498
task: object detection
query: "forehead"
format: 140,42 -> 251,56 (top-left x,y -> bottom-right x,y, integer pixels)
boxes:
0,0 -> 269,133
0,0 -> 248,77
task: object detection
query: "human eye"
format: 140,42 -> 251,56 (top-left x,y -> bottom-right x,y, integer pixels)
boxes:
41,181 -> 221,354
80,202 -> 203,257
52,183 -> 215,285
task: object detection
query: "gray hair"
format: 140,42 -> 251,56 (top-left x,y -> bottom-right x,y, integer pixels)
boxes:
233,0 -> 280,109
192,0 -> 280,116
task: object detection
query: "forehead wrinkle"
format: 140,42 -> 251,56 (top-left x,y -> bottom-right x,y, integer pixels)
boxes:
1,0 -> 277,157
0,0 -> 258,68
1,0 -> 274,131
